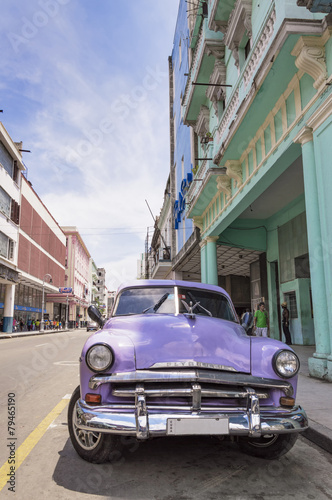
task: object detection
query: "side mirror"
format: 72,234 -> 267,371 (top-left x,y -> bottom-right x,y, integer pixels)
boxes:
88,305 -> 105,328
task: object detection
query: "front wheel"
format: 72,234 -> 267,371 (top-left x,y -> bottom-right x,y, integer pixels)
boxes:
238,433 -> 298,459
68,386 -> 119,463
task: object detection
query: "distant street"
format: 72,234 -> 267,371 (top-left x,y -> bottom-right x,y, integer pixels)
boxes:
0,330 -> 332,499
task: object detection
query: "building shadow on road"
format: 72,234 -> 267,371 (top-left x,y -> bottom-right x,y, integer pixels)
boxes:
53,435 -> 253,498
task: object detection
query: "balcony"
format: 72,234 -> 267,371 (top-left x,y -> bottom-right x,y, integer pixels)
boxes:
183,20 -> 225,128
150,247 -> 172,280
297,0 -> 332,12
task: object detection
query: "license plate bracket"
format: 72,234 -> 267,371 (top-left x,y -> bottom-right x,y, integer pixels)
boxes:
167,417 -> 229,435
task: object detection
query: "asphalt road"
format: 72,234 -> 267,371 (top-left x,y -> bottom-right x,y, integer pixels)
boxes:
0,330 -> 332,499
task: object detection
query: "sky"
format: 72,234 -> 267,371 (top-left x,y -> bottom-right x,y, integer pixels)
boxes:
0,0 -> 180,290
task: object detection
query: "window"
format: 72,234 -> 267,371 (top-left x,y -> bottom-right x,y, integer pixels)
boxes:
0,187 -> 11,217
0,141 -> 13,177
295,254 -> 310,279
10,200 -> 20,225
0,232 -> 14,260
283,292 -> 298,319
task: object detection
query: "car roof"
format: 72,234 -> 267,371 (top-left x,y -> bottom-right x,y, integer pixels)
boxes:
116,279 -> 231,301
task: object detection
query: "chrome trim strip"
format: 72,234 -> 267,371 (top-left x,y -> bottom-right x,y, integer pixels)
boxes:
75,400 -> 308,439
89,369 -> 293,396
112,387 -> 269,399
150,361 -> 238,371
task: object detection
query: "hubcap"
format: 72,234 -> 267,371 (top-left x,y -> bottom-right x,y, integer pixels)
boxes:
72,402 -> 102,451
249,434 -> 279,448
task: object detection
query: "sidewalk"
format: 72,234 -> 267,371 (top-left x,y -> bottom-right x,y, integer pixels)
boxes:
292,345 -> 332,454
1,331 -> 331,453
0,327 -> 81,339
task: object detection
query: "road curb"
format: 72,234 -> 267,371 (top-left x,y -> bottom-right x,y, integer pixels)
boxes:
0,329 -> 73,340
303,418 -> 332,454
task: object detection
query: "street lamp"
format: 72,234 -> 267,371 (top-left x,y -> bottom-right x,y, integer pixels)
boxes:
40,273 -> 52,332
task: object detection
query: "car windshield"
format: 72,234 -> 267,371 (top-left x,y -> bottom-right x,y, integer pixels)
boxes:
113,286 -> 237,322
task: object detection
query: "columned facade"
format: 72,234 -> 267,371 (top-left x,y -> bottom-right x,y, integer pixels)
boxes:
294,125 -> 331,378
170,0 -> 332,380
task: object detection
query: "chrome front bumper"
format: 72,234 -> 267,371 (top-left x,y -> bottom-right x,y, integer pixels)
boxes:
75,397 -> 308,440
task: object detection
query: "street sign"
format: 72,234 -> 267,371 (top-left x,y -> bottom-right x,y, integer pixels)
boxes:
59,287 -> 73,293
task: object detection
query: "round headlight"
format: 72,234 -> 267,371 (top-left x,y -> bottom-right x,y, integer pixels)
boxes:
86,344 -> 113,372
273,349 -> 300,379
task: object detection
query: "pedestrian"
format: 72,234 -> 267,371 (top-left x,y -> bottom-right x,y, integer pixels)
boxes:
19,319 -> 24,332
32,320 -> 36,331
241,308 -> 254,335
281,301 -> 292,345
253,302 -> 269,337
27,318 -> 32,331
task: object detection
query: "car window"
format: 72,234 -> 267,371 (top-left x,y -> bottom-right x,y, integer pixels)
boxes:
113,287 -> 175,316
178,287 -> 237,322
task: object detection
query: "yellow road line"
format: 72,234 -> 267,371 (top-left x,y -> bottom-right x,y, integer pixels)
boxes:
0,398 -> 69,492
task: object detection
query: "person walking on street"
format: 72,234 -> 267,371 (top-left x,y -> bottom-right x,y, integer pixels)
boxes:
253,302 -> 269,337
281,301 -> 292,345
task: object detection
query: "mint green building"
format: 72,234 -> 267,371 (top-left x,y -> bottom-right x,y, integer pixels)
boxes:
180,1 -> 332,380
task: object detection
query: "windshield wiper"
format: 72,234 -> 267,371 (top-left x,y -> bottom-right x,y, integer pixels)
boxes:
142,293 -> 169,313
186,291 -> 212,317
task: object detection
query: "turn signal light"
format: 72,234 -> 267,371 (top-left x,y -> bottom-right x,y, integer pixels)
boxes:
280,397 -> 295,407
85,393 -> 101,405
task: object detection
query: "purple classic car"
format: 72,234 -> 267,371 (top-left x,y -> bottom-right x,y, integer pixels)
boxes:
68,280 -> 308,463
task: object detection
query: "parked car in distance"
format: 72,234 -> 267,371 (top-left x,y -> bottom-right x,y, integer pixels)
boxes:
86,320 -> 98,332
68,280 -> 308,464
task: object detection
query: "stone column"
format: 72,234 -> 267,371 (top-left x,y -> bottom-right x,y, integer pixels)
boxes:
3,284 -> 15,333
294,126 -> 330,379
200,239 -> 207,284
206,236 -> 219,286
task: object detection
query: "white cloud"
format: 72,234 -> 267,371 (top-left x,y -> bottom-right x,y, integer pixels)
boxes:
0,0 -> 179,287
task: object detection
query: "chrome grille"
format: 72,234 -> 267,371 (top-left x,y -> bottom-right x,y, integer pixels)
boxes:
111,382 -> 269,411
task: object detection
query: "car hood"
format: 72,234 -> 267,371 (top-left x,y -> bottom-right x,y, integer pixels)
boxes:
106,314 -> 251,373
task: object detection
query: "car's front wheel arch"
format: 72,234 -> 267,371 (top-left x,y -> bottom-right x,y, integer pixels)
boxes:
68,386 -> 120,463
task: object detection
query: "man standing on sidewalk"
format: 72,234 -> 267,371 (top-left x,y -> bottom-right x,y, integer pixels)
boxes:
253,302 -> 269,337
281,301 -> 292,345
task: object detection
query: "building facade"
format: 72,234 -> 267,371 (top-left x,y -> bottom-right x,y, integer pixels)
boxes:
61,226 -> 90,327
166,0 -> 332,380
96,267 -> 107,316
0,123 -> 25,331
169,3 -> 201,281
17,175 -> 66,328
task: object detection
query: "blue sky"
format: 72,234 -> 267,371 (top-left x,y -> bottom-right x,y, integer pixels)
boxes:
0,0 -> 180,289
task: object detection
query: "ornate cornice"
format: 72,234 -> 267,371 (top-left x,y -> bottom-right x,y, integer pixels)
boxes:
224,0 -> 252,48
291,35 -> 328,89
204,40 -> 225,60
244,9 -> 276,87
195,105 -> 210,136
206,59 -> 227,112
216,174 -> 232,201
225,160 -> 243,188
216,88 -> 239,140
293,125 -> 314,145
193,216 -> 204,231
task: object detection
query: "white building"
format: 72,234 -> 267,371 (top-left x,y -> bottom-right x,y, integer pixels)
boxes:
0,123 -> 25,332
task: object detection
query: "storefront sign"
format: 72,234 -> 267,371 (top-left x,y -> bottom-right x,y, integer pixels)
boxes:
59,287 -> 73,293
173,172 -> 193,230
